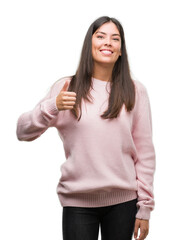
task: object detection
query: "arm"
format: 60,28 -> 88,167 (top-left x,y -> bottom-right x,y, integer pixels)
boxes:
132,84 -> 156,220
16,77 -> 76,141
16,88 -> 59,142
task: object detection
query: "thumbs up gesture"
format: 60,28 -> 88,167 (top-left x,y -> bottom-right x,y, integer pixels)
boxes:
56,80 -> 76,111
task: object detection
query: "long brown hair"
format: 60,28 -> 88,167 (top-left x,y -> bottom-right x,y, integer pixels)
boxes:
68,16 -> 135,121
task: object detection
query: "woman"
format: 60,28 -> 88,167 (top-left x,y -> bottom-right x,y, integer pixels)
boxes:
17,16 -> 156,240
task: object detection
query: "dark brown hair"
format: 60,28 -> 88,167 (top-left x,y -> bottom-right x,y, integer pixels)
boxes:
68,16 -> 135,121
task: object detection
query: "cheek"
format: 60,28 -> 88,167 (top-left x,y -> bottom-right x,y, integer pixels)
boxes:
92,41 -> 100,58
92,38 -> 102,50
114,44 -> 121,55
91,41 -> 95,55
92,42 -> 95,52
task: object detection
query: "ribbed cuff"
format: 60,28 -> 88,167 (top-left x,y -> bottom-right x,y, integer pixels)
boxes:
136,205 -> 151,220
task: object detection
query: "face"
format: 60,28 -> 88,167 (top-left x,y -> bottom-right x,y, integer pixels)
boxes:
92,21 -> 121,67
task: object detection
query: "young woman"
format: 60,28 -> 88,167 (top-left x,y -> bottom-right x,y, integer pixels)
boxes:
17,16 -> 156,240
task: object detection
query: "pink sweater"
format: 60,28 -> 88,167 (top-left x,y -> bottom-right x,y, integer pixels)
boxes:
17,77 -> 156,220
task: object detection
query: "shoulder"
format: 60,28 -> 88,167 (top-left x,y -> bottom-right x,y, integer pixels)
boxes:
49,76 -> 72,97
132,80 -> 150,112
52,76 -> 72,89
133,79 -> 147,95
132,79 -> 150,105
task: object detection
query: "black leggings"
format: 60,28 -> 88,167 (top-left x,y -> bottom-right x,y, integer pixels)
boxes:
62,198 -> 138,240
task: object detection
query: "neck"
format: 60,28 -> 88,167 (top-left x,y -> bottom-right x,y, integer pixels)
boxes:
92,62 -> 114,82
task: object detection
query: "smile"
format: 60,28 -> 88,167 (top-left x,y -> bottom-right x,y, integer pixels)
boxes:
100,49 -> 113,56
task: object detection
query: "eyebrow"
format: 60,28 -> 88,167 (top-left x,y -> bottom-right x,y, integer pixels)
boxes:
95,31 -> 120,37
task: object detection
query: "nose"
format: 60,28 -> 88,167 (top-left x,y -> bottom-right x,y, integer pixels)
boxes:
104,37 -> 112,46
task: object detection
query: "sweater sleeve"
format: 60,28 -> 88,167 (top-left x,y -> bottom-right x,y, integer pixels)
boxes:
16,79 -> 66,141
132,83 -> 156,220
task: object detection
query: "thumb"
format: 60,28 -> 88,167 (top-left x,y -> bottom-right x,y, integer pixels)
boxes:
134,219 -> 139,239
60,80 -> 70,92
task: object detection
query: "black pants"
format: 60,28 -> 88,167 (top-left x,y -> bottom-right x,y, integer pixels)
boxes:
62,198 -> 138,240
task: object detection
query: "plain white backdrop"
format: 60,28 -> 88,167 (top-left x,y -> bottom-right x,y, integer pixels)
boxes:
0,0 -> 171,239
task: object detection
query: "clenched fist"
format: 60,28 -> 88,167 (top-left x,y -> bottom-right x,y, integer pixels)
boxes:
56,80 -> 76,111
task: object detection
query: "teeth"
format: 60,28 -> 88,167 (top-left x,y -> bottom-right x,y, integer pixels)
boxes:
101,50 -> 112,55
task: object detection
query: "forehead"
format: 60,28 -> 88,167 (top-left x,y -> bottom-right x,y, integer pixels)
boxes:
96,22 -> 120,35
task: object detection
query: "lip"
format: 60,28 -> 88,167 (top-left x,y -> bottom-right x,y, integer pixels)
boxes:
100,49 -> 113,53
99,49 -> 113,56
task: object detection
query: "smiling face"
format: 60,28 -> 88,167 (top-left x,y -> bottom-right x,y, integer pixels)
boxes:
92,21 -> 121,67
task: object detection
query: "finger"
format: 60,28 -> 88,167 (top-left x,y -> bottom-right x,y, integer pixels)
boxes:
137,233 -> 146,240
134,220 -> 139,239
63,91 -> 76,97
137,229 -> 148,240
60,80 -> 70,92
63,105 -> 74,109
62,96 -> 76,101
62,101 -> 76,106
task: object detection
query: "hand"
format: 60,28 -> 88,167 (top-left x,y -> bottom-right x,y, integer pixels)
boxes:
56,80 -> 76,111
134,218 -> 149,240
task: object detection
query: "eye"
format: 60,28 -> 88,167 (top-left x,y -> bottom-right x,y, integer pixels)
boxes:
97,35 -> 104,39
113,38 -> 120,41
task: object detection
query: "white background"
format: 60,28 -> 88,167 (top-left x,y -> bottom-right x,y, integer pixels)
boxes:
0,0 -> 171,239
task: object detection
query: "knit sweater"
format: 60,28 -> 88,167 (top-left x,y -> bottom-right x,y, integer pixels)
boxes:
16,76 -> 156,220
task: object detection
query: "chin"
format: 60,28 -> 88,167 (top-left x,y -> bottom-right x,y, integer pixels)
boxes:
97,59 -> 116,65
